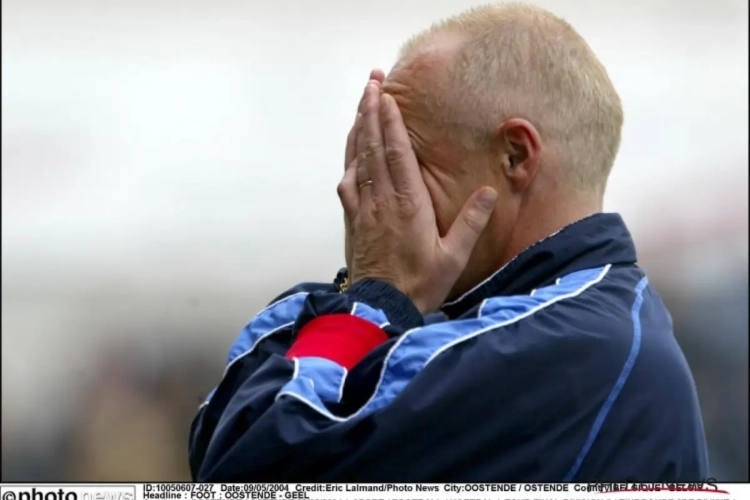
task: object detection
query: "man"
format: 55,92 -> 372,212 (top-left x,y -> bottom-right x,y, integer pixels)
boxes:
190,3 -> 708,481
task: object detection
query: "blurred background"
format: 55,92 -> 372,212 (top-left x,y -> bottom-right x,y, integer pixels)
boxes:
2,0 -> 747,482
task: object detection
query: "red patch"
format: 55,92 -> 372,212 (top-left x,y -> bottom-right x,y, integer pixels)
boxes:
286,314 -> 389,370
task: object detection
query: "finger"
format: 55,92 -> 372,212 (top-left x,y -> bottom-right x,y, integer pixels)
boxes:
380,93 -> 421,193
345,113 -> 363,171
442,187 -> 498,268
337,161 -> 360,219
370,69 -> 386,84
358,77 -> 381,114
357,83 -> 390,190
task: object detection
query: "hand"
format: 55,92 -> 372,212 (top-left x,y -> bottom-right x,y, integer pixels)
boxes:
344,70 -> 385,270
337,77 -> 498,313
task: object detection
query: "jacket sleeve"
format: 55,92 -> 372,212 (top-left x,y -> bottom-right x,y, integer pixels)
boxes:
189,275 -> 624,482
188,279 -> 339,477
189,275 -> 442,480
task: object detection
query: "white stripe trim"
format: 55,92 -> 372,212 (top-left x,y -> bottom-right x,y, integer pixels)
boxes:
275,357 -> 346,421
223,321 -> 295,376
279,357 -> 349,407
477,298 -> 489,318
223,291 -> 308,374
256,291 -> 308,319
442,214 -> 599,308
200,292 -> 307,408
276,390 -> 347,421
423,265 -> 611,368
277,263 -> 611,421
442,256 -> 517,307
285,264 -> 612,421
337,367 -> 349,403
442,229 -> 565,307
291,357 -> 300,380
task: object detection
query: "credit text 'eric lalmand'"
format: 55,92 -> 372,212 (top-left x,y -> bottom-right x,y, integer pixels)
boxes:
189,3 -> 709,482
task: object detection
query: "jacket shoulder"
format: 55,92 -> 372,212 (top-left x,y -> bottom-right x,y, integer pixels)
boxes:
474,265 -> 650,347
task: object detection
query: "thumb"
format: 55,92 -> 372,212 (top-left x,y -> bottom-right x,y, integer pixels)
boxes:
442,187 -> 497,266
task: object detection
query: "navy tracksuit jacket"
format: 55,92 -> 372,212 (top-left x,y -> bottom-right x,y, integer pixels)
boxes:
189,213 -> 709,482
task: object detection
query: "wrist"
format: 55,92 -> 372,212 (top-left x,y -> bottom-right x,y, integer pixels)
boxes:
345,279 -> 424,331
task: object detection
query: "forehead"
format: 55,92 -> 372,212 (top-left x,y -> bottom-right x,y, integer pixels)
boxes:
383,34 -> 462,93
380,37 -> 467,161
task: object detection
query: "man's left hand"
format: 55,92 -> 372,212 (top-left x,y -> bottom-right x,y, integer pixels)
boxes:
344,70 -> 385,270
337,77 -> 497,314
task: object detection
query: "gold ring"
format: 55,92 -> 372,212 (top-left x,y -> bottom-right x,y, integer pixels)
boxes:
358,180 -> 373,190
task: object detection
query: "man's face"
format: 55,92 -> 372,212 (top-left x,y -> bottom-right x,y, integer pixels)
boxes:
381,50 -> 517,301
381,55 -> 472,239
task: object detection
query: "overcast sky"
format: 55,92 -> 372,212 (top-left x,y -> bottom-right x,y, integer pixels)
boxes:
2,0 -> 748,291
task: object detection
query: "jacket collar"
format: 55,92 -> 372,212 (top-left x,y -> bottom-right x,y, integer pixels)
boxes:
440,212 -> 638,319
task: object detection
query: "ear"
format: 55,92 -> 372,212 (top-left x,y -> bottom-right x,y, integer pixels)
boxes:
495,118 -> 542,193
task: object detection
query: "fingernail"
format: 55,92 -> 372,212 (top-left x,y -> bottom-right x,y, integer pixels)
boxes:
477,188 -> 498,211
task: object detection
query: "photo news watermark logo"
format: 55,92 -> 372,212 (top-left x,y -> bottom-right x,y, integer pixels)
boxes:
1,487 -> 136,500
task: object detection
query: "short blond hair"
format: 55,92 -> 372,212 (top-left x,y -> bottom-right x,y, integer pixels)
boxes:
400,3 -> 623,195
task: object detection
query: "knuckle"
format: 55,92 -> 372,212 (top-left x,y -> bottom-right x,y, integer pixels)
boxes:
384,145 -> 406,164
357,151 -> 369,166
336,181 -> 348,199
369,194 -> 384,212
394,192 -> 417,217
462,209 -> 486,233
368,195 -> 389,218
364,140 -> 383,158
